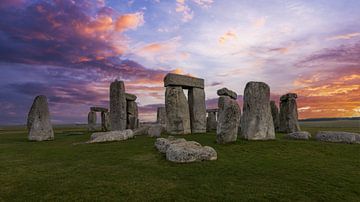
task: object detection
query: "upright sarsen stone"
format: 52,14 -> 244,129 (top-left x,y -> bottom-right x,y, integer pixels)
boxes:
270,101 -> 280,131
165,86 -> 191,134
206,109 -> 217,132
188,87 -> 206,133
216,96 -> 240,143
156,107 -> 166,124
101,112 -> 110,131
279,93 -> 300,133
110,80 -> 127,131
27,95 -> 54,141
241,82 -> 275,140
88,111 -> 97,131
126,100 -> 139,129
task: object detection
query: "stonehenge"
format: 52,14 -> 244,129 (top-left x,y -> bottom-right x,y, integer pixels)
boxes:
206,109 -> 218,132
270,101 -> 280,131
27,95 -> 54,141
279,93 -> 300,133
316,131 -> 360,144
164,73 -> 206,134
156,107 -> 166,124
87,107 -> 109,131
87,129 -> 134,143
126,93 -> 139,130
241,82 -> 275,140
284,131 -> 311,140
216,88 -> 241,144
110,80 -> 127,131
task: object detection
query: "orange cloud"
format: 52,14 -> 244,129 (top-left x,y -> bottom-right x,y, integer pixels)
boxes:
115,12 -> 144,32
327,32 -> 360,41
218,31 -> 237,44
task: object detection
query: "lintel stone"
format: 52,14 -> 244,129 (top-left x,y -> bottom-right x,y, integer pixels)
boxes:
164,73 -> 204,89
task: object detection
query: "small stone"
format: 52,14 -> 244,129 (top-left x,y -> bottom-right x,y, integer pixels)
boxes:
217,88 -> 237,100
315,131 -> 360,144
284,131 -> 311,140
87,129 -> 134,143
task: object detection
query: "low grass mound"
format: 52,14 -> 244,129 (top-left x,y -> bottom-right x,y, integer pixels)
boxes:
0,124 -> 359,201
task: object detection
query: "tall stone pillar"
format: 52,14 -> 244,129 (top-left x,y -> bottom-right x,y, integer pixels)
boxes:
88,111 -> 97,131
165,86 -> 191,134
101,111 -> 110,131
156,107 -> 166,124
270,101 -> 280,132
279,93 -> 300,133
241,82 -> 275,140
188,87 -> 206,133
127,100 -> 139,129
110,80 -> 127,131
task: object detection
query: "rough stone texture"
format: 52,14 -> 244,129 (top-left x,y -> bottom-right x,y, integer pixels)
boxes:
148,124 -> 165,137
90,107 -> 108,112
164,73 -> 204,89
284,131 -> 311,140
165,86 -> 191,135
126,100 -> 139,129
316,131 -> 360,144
88,111 -> 97,131
241,82 -> 275,140
188,87 -> 207,133
237,114 -> 243,137
279,93 -> 300,133
133,125 -> 151,136
125,93 -> 137,101
206,109 -> 218,113
110,80 -> 127,131
217,88 -> 237,100
87,129 -> 134,143
156,107 -> 166,124
101,112 -> 110,131
216,95 -> 241,144
27,95 -> 54,141
270,101 -> 280,131
155,137 -> 217,163
206,111 -> 217,132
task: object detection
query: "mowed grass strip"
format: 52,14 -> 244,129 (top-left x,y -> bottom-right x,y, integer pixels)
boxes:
0,123 -> 359,201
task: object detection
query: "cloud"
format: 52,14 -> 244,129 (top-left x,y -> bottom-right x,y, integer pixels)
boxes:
175,0 -> 213,22
218,31 -> 237,44
326,32 -> 360,41
253,17 -> 267,29
115,12 -> 144,32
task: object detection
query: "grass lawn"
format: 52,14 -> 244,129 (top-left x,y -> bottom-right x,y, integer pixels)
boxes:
0,122 -> 359,201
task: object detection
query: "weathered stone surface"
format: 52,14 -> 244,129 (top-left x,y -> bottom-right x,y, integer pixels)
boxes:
133,125 -> 150,136
27,95 -> 54,141
88,111 -> 97,131
284,131 -> 311,140
126,100 -> 139,129
188,87 -> 207,133
101,112 -> 110,131
164,73 -> 204,89
206,111 -> 217,132
241,82 -> 275,140
90,107 -> 108,112
156,107 -> 166,124
217,88 -> 237,100
237,114 -> 243,137
206,109 -> 218,113
148,124 -> 165,137
216,95 -> 241,143
279,93 -> 300,133
110,80 -> 127,131
316,131 -> 360,144
87,129 -> 134,143
125,93 -> 137,101
165,86 -> 191,134
155,137 -> 217,163
270,101 -> 280,131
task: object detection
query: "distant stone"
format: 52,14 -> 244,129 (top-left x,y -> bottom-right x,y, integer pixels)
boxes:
156,107 -> 166,124
88,111 -> 97,131
206,109 -> 218,113
284,131 -> 311,140
148,124 -> 165,137
217,95 -> 241,143
87,129 -> 134,143
270,101 -> 280,131
188,87 -> 207,133
206,110 -> 217,132
133,125 -> 150,136
90,107 -> 108,112
126,100 -> 139,129
27,95 -> 54,141
217,88 -> 237,100
125,93 -> 137,101
279,93 -> 300,133
110,80 -> 127,131
164,73 -> 204,89
155,137 -> 217,163
165,86 -> 191,134
315,131 -> 360,144
241,81 -> 275,140
101,112 -> 110,131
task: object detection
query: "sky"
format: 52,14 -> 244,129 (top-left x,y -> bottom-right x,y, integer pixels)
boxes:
0,0 -> 359,125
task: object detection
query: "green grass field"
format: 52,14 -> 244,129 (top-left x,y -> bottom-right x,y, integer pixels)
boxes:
0,121 -> 359,201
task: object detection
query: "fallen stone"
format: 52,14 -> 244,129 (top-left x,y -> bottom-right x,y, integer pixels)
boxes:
284,131 -> 311,140
164,73 -> 204,89
148,124 -> 165,137
188,87 -> 207,133
217,95 -> 240,143
241,81 -> 275,140
87,129 -> 134,143
315,131 -> 360,144
217,88 -> 237,100
110,80 -> 127,131
155,136 -> 187,153
27,95 -> 54,141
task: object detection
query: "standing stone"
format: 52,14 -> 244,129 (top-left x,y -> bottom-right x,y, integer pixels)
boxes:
206,109 -> 217,132
270,101 -> 280,132
126,100 -> 139,129
217,88 -> 237,100
88,111 -> 97,131
101,112 -> 110,131
27,95 -> 54,141
165,86 -> 191,135
216,95 -> 240,144
188,88 -> 206,133
241,82 -> 275,140
110,80 -> 127,131
156,107 -> 166,124
279,93 -> 300,133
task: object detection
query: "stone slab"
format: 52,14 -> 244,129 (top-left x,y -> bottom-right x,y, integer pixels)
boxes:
164,73 -> 204,89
